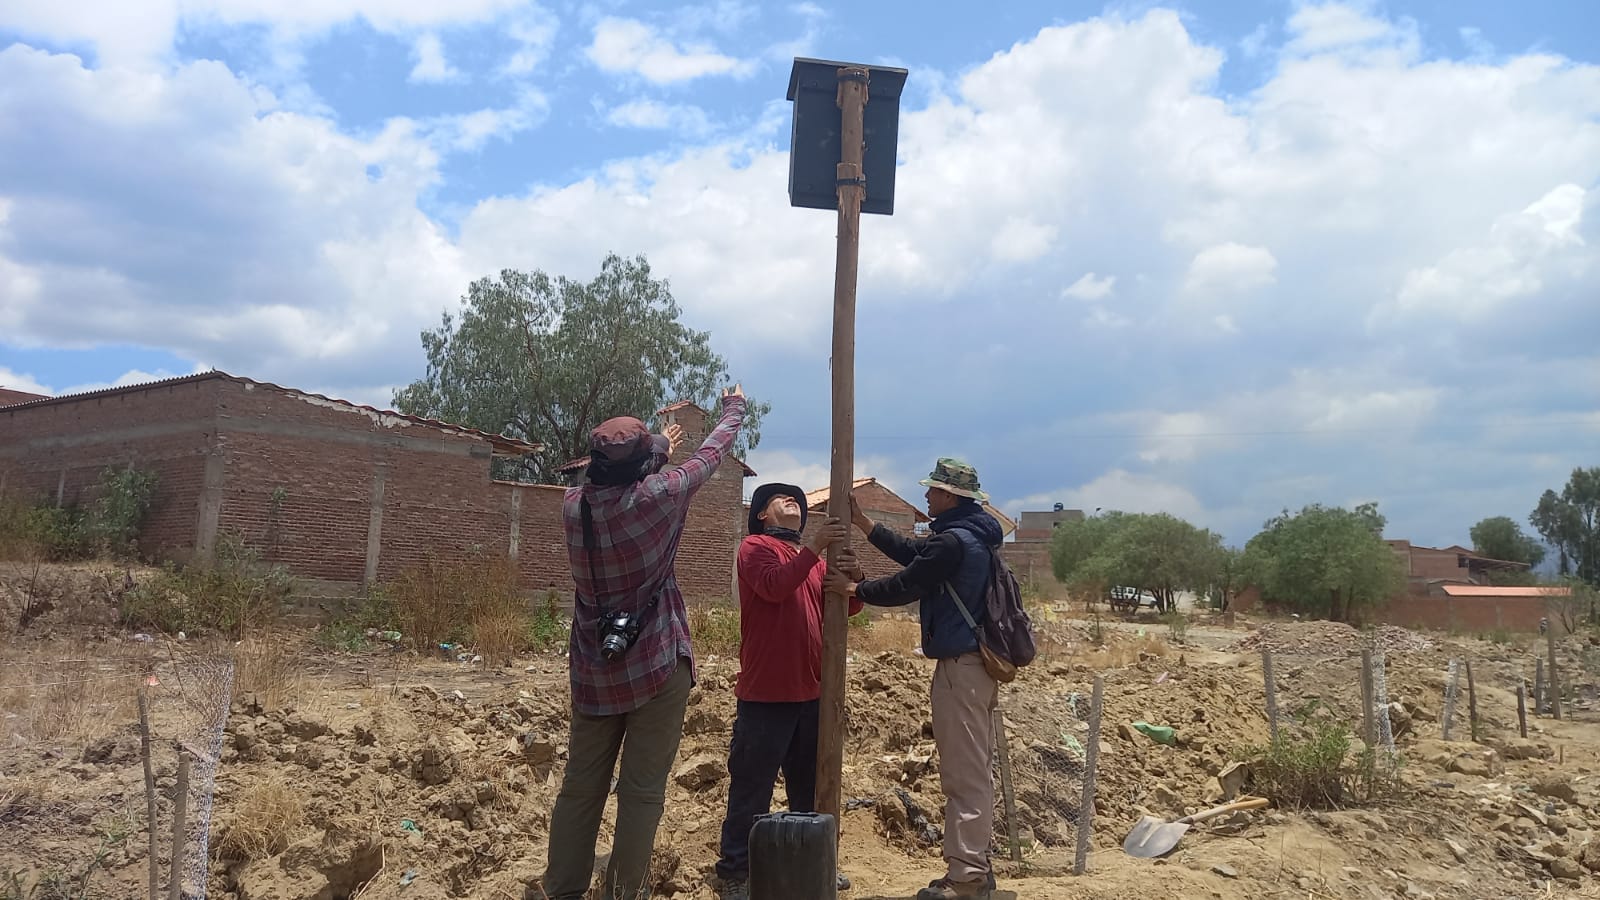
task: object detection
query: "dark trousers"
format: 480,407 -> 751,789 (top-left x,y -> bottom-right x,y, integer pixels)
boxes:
714,698 -> 820,882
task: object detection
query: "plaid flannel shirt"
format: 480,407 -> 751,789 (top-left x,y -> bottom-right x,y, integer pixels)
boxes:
563,395 -> 745,717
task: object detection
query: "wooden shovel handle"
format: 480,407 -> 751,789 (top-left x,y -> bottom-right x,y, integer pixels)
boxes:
1179,796 -> 1270,825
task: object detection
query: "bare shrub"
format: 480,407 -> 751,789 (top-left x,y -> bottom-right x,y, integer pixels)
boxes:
121,535 -> 291,639
232,633 -> 305,711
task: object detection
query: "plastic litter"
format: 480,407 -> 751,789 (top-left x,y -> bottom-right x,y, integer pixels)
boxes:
1132,721 -> 1177,745
400,869 -> 419,886
400,819 -> 422,834
132,633 -> 154,643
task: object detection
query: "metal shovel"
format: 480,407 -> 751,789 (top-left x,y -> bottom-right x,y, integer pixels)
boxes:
1122,796 -> 1271,858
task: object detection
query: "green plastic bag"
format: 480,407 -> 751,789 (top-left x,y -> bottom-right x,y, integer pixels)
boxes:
1132,721 -> 1176,745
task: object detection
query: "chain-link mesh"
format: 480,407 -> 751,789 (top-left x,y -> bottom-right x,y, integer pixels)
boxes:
160,649 -> 235,898
0,640 -> 233,899
1370,646 -> 1396,757
1442,658 -> 1461,741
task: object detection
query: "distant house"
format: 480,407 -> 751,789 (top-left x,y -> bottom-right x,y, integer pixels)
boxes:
1381,583 -> 1572,633
1386,539 -> 1531,587
1003,504 -> 1085,592
799,477 -> 926,581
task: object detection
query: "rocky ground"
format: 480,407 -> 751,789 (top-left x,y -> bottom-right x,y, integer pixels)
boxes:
6,569 -> 1600,899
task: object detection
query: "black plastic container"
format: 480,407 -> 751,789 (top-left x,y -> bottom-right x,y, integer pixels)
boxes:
748,811 -> 837,900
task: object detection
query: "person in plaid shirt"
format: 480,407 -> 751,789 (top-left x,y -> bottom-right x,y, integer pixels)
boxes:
536,386 -> 746,900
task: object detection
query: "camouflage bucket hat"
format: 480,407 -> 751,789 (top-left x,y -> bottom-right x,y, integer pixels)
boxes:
919,457 -> 988,501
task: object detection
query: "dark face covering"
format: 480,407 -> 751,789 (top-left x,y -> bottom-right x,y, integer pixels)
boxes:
762,525 -> 804,544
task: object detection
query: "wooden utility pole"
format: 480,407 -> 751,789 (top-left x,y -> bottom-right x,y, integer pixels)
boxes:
816,65 -> 869,825
995,707 -> 1022,862
1517,682 -> 1528,738
138,688 -> 159,900
168,749 -> 191,900
1074,676 -> 1105,876
1465,660 -> 1480,743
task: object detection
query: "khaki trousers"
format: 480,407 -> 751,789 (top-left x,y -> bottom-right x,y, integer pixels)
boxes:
931,652 -> 998,883
540,661 -> 692,900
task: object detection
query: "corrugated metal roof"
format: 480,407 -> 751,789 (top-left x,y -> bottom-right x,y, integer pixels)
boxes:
0,370 -> 542,455
1439,585 -> 1571,598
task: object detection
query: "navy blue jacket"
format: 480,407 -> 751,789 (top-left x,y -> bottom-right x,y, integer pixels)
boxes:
855,503 -> 1005,660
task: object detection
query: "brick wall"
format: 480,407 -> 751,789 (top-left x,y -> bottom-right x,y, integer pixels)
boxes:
1,376 -> 750,606
1231,584 -> 1552,633
0,379 -> 217,562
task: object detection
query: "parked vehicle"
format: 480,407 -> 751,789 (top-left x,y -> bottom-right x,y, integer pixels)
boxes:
1107,585 -> 1160,614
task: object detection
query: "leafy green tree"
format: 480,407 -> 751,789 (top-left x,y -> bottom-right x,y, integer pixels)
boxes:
1530,467 -> 1600,586
1467,515 -> 1545,585
1240,502 -> 1404,622
394,253 -> 769,483
1050,511 -> 1226,612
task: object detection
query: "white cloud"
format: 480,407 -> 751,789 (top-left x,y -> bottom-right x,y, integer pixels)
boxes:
1381,183 -> 1591,322
58,366 -> 205,396
0,0 -> 522,67
500,8 -> 559,76
1004,470 -> 1206,522
408,33 -> 463,84
422,90 -> 549,151
744,450 -> 911,500
1183,242 -> 1277,294
605,100 -> 712,135
1061,272 -> 1116,301
990,217 -> 1058,262
586,17 -> 749,84
0,366 -> 52,395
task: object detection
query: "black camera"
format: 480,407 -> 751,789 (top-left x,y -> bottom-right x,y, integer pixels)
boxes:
598,609 -> 645,661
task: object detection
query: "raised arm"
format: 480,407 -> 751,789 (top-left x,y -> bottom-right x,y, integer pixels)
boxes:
649,388 -> 746,502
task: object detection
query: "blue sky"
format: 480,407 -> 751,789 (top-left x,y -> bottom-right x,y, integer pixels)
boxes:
1,0 -> 1597,549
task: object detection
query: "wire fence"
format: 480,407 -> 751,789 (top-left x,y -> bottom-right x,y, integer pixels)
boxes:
0,642 -> 234,899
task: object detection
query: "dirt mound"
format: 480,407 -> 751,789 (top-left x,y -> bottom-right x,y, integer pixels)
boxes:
1230,621 -> 1433,656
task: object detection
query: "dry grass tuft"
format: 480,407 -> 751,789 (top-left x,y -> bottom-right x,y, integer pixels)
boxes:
472,607 -> 525,670
848,617 -> 922,655
215,774 -> 308,860
232,632 -> 306,711
0,774 -> 50,826
687,603 -> 740,657
0,638 -> 145,748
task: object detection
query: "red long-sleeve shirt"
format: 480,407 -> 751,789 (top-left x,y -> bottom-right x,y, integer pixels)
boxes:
734,534 -> 863,703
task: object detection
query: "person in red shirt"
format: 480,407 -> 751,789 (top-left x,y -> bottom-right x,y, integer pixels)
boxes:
714,482 -> 862,900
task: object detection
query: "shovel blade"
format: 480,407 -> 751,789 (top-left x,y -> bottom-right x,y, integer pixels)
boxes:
1121,816 -> 1191,859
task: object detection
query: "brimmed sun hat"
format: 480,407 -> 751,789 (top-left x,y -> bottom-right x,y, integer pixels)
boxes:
919,457 -> 988,502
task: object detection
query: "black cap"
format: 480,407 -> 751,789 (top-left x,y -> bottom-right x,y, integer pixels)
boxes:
747,483 -> 808,535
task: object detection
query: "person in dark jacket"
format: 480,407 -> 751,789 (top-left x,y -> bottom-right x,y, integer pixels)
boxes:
826,458 -> 1003,900
713,482 -> 861,900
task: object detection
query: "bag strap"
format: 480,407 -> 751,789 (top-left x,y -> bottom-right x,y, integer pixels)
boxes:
943,580 -> 982,636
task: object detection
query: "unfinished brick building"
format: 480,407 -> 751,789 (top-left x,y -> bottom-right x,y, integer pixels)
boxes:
0,373 -> 751,603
